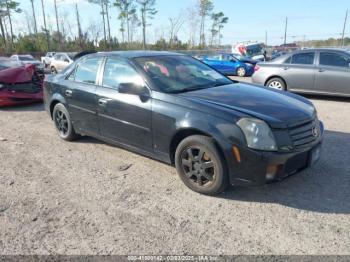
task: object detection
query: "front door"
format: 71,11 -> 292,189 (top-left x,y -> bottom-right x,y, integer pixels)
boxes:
64,56 -> 103,135
315,51 -> 350,95
96,57 -> 153,150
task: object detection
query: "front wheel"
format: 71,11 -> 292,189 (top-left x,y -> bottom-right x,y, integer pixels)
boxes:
236,67 -> 246,77
175,135 -> 228,195
53,103 -> 79,141
51,66 -> 57,74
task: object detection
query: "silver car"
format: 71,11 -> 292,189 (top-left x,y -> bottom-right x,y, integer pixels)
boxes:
252,49 -> 350,97
10,54 -> 44,69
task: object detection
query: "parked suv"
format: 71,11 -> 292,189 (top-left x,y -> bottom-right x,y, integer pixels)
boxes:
252,48 -> 350,97
44,51 -> 324,195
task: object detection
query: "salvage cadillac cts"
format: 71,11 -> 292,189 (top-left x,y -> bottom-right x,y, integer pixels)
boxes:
44,51 -> 324,195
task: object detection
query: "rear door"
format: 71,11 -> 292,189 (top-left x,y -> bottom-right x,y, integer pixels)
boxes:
65,56 -> 103,135
315,51 -> 350,95
280,52 -> 316,92
95,57 -> 153,150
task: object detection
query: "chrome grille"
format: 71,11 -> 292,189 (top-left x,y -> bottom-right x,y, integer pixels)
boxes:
288,119 -> 320,149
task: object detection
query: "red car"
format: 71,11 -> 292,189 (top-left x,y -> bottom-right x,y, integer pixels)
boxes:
0,57 -> 44,107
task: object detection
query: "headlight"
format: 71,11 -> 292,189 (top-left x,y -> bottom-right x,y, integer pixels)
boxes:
237,118 -> 277,151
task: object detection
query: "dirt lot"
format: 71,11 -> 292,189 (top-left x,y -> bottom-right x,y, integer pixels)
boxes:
0,79 -> 350,255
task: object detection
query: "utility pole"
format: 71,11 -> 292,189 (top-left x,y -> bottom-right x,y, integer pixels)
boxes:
283,17 -> 288,45
104,2 -> 112,50
54,0 -> 61,45
75,3 -> 83,49
265,30 -> 268,47
100,1 -> 107,48
341,9 -> 348,47
30,0 -> 38,34
41,0 -> 50,50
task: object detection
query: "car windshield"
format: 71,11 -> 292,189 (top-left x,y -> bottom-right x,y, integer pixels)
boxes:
134,55 -> 233,93
232,53 -> 245,60
19,56 -> 35,61
0,59 -> 22,70
246,44 -> 264,57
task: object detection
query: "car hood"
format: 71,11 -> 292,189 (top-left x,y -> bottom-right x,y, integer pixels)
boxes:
179,83 -> 316,129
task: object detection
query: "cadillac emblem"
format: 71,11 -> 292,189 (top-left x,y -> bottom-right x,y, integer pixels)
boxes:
312,125 -> 319,137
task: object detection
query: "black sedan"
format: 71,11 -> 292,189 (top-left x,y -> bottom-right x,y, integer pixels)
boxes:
44,51 -> 324,195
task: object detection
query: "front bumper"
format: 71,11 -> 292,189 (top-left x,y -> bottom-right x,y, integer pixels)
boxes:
226,122 -> 324,186
0,89 -> 43,107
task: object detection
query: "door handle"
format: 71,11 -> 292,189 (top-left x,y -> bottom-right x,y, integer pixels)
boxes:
283,67 -> 289,70
319,68 -> 326,73
98,98 -> 110,106
65,89 -> 72,97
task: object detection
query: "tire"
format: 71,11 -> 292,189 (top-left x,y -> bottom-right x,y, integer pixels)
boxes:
266,77 -> 286,91
236,66 -> 246,77
51,66 -> 57,74
52,103 -> 79,141
175,135 -> 228,195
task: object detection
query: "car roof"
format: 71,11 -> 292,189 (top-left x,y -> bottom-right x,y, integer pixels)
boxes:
85,51 -> 183,59
292,48 -> 349,53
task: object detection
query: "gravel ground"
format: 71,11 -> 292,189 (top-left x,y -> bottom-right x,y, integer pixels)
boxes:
0,80 -> 350,255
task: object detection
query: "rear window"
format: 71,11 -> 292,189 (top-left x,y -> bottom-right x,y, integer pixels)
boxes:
319,52 -> 350,67
0,60 -> 22,70
19,56 -> 35,61
290,52 -> 315,65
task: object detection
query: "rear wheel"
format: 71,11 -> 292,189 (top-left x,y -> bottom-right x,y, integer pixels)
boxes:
236,67 -> 246,77
175,135 -> 228,195
53,103 -> 79,141
266,77 -> 286,91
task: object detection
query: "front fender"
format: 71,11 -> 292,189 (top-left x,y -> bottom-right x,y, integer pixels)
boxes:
45,92 -> 67,118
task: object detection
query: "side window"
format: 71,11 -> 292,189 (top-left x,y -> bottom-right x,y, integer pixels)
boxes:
291,52 -> 315,65
102,58 -> 140,89
54,54 -> 61,61
320,52 -> 350,67
67,67 -> 76,81
284,56 -> 291,64
74,57 -> 102,84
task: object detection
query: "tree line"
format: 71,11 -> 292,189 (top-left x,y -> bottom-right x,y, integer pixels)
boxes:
0,0 -> 229,54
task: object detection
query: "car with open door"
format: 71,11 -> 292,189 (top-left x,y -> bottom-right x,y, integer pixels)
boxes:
50,52 -> 75,74
44,51 -> 324,195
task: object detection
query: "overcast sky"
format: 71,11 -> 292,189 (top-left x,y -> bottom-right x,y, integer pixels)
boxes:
12,0 -> 350,45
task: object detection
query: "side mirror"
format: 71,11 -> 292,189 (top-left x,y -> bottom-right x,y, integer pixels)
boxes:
118,82 -> 146,96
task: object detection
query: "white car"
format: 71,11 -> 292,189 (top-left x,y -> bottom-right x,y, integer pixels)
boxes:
10,54 -> 44,69
50,53 -> 75,74
41,52 -> 56,68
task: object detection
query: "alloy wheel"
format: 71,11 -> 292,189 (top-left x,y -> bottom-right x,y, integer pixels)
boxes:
181,147 -> 215,187
54,110 -> 69,136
